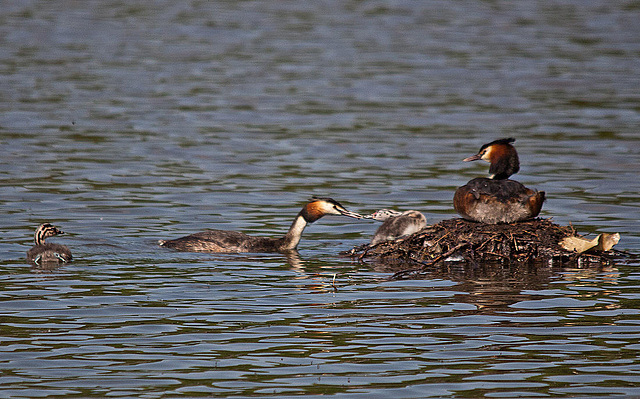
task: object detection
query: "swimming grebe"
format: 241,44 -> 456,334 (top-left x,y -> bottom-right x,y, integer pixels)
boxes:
453,138 -> 545,224
27,223 -> 73,265
365,209 -> 427,245
159,197 -> 362,253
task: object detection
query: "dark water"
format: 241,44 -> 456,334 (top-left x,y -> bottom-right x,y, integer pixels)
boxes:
1,1 -> 640,397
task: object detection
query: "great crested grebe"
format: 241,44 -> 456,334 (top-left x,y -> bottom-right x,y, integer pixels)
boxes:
159,197 -> 362,253
365,209 -> 427,245
27,223 -> 73,265
453,138 -> 545,224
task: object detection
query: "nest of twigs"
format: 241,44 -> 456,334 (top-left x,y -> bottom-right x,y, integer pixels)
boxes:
346,218 -> 621,279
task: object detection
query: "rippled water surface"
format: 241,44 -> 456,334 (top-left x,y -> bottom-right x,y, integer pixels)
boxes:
1,1 -> 640,397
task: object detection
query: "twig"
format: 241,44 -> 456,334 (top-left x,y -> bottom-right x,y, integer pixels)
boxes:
391,242 -> 470,280
390,268 -> 423,280
418,242 -> 469,271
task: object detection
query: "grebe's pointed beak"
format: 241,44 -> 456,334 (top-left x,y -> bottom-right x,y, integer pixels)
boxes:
337,208 -> 363,219
463,154 -> 482,162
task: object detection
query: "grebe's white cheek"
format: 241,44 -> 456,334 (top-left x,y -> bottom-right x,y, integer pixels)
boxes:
319,201 -> 338,215
481,147 -> 493,163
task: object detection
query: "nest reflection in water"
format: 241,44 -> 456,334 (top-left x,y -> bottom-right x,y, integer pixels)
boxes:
346,218 -> 622,280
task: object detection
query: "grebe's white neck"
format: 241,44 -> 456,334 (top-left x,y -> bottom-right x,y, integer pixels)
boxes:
280,214 -> 309,251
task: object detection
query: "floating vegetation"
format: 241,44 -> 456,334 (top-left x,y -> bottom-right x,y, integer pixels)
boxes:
345,218 -> 624,280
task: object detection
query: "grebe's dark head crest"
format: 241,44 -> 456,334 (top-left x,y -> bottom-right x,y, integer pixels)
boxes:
34,223 -> 64,246
462,137 -> 519,179
301,197 -> 362,223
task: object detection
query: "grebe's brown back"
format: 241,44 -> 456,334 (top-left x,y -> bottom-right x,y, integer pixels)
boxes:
365,209 -> 427,245
159,197 -> 362,253
27,223 -> 73,265
453,138 -> 545,224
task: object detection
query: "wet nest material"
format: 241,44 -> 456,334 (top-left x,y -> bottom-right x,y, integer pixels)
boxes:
345,218 -> 623,279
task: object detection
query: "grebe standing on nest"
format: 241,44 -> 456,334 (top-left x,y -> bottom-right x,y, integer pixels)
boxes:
159,197 -> 362,253
453,138 -> 545,224
365,209 -> 427,245
27,223 -> 73,265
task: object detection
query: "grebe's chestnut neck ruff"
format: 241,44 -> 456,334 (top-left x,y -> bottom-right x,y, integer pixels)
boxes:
364,209 -> 427,245
159,197 -> 362,253
454,138 -> 545,224
27,223 -> 72,265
